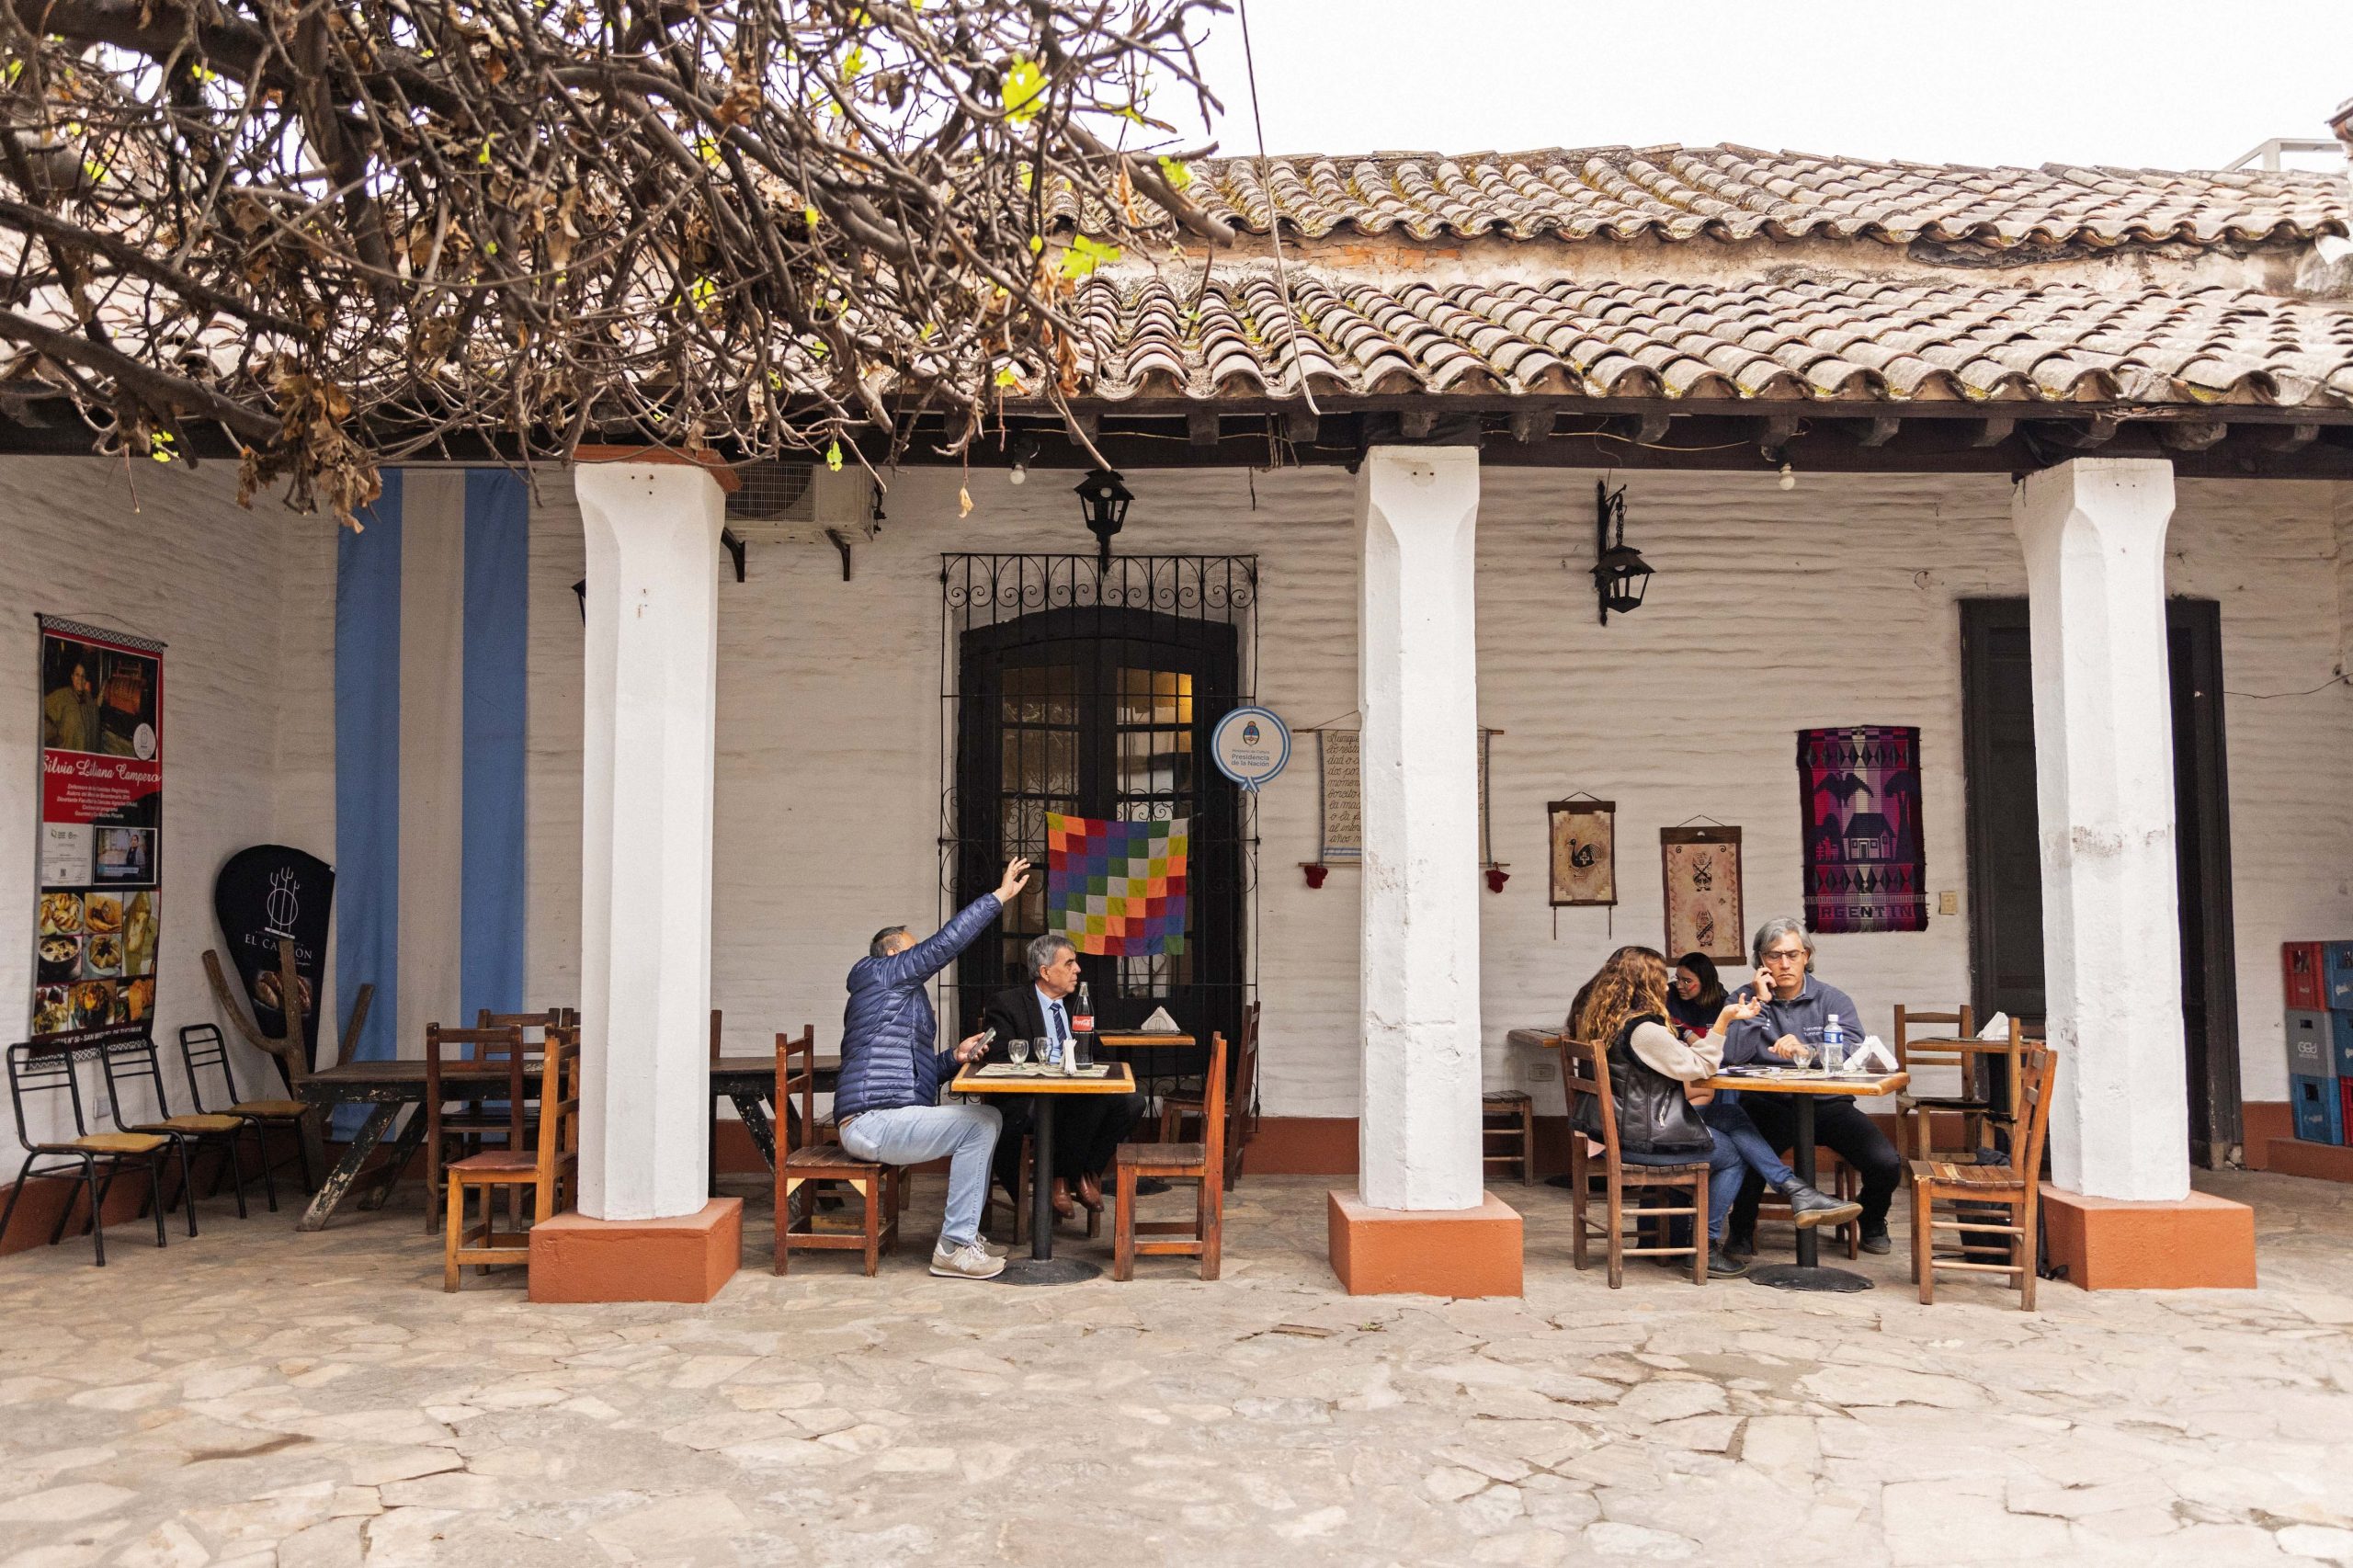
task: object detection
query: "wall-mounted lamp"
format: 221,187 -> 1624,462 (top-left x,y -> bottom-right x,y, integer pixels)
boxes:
1592,480 -> 1654,626
1074,467 -> 1132,571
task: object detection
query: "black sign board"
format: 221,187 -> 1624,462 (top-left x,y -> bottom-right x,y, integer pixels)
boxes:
213,846 -> 334,1067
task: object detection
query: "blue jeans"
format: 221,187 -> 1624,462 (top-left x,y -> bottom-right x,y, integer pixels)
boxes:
1702,1099 -> 1795,1190
838,1103 -> 1001,1250
1638,1131 -> 1744,1244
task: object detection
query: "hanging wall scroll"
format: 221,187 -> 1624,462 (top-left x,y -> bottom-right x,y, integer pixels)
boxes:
1798,725 -> 1928,934
1548,798 -> 1617,906
1660,825 -> 1744,965
1314,726 -> 1495,867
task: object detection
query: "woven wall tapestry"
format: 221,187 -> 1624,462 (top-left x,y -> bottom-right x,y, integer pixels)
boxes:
1549,798 -> 1616,906
1660,825 -> 1744,964
1799,725 -> 1927,934
1045,812 -> 1189,957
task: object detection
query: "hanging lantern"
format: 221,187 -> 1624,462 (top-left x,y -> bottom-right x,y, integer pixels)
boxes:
1074,468 -> 1132,570
1593,479 -> 1654,625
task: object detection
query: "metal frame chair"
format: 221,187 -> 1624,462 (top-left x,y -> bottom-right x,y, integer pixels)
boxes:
180,1022 -> 315,1194
100,1034 -> 265,1225
0,1042 -> 171,1266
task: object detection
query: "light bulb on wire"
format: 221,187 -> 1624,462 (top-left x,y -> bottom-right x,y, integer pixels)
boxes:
1778,460 -> 1796,491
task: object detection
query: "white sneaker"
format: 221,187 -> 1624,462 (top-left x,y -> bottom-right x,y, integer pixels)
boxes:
979,1237 -> 1010,1258
930,1240 -> 1006,1279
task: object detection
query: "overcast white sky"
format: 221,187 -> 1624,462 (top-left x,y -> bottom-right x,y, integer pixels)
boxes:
1164,1 -> 2353,173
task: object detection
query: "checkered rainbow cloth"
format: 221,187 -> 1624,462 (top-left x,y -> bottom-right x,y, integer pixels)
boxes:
1044,813 -> 1188,957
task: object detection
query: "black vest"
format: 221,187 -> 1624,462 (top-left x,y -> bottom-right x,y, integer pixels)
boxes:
1577,1013 -> 1711,1155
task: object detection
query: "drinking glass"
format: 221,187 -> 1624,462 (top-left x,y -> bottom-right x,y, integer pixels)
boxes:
1007,1038 -> 1031,1067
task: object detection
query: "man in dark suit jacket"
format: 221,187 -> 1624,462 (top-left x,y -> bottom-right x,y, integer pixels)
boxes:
983,933 -> 1145,1222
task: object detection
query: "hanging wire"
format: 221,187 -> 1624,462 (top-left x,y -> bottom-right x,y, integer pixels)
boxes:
1238,0 -> 1322,420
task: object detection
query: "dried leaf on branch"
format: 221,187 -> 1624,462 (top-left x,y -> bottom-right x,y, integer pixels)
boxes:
0,0 -> 1232,520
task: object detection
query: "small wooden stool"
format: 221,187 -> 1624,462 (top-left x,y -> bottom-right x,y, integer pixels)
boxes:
1481,1090 -> 1536,1185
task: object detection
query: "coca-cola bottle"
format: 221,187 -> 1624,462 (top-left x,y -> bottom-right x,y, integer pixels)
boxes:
1071,980 -> 1097,1069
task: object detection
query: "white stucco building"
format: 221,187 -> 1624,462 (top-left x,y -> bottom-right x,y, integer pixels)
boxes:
8,143 -> 2353,1293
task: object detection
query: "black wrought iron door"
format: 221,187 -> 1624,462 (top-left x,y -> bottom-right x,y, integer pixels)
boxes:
953,605 -> 1242,1067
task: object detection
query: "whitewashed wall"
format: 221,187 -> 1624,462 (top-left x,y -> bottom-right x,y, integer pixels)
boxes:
0,459 -> 305,1163
481,464 -> 2353,1120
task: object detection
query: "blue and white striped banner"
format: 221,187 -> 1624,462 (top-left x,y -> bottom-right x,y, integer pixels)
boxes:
335,471 -> 529,1111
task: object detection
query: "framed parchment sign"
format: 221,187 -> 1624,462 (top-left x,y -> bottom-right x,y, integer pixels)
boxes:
1548,799 -> 1616,906
1660,825 -> 1744,965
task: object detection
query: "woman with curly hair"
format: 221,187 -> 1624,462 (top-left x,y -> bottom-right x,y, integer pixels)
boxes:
1577,948 -> 1857,1272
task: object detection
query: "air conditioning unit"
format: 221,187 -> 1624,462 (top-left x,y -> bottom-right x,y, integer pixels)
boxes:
724,460 -> 877,545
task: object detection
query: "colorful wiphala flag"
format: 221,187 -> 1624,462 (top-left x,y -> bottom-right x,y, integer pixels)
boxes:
1045,813 -> 1188,956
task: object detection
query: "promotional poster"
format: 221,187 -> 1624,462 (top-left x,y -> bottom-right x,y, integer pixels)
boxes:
212,845 -> 335,1067
32,616 -> 164,1049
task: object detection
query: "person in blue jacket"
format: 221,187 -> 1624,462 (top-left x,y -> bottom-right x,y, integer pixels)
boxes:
835,857 -> 1030,1280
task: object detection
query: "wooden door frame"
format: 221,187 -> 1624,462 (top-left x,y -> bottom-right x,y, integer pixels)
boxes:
951,603 -> 1243,1050
1958,595 -> 2242,1162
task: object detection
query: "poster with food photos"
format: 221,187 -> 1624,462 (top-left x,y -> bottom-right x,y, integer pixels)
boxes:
32,616 -> 164,1049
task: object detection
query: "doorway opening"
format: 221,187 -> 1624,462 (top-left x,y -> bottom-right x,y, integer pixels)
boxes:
1959,597 -> 2242,1166
941,555 -> 1256,1080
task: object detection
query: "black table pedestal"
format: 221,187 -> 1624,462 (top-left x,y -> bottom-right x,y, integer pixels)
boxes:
1747,1094 -> 1872,1293
998,1093 -> 1099,1285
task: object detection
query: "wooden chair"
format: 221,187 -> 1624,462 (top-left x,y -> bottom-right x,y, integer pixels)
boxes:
1114,1031 -> 1227,1280
424,1024 -> 529,1233
180,1022 -> 315,1194
1910,1043 -> 2058,1311
774,1028 -> 899,1276
1482,1089 -> 1536,1185
100,1035 -> 264,1226
0,1042 -> 171,1266
1893,1004 -> 2016,1160
1155,1000 -> 1258,1190
444,1026 -> 582,1290
1560,1037 -> 1711,1288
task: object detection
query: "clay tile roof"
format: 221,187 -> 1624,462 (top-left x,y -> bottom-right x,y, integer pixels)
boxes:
1135,144 -> 2350,248
1050,273 -> 2353,412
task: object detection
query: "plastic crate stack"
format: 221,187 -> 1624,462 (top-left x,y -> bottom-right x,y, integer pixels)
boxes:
2284,942 -> 2353,1143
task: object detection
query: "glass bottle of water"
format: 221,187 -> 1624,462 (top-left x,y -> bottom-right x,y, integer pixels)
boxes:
1821,1014 -> 1847,1073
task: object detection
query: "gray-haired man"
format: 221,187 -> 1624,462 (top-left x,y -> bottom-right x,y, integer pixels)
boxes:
980,933 -> 1145,1225
1723,916 -> 1904,1257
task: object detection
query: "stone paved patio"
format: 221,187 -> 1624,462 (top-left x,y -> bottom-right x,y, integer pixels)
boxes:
4,1169 -> 2352,1567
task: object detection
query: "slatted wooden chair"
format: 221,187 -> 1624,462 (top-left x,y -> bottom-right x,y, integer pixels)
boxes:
1910,1043 -> 2058,1311
444,1025 -> 581,1290
1155,1000 -> 1258,1190
1560,1037 -> 1711,1288
424,1024 -> 529,1233
1482,1089 -> 1536,1185
1114,1030 -> 1227,1281
0,1042 -> 171,1266
100,1035 -> 261,1225
1893,1004 -> 2018,1160
180,1023 -> 314,1194
774,1028 -> 899,1276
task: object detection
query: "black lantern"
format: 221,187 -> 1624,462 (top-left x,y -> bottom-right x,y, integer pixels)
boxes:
1592,479 -> 1653,625
1074,467 -> 1132,570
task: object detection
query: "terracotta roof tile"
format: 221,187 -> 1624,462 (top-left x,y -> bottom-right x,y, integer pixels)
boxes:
1106,145 -> 2348,249
1049,274 -> 2353,413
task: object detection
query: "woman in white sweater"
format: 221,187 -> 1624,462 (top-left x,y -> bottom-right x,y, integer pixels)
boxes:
1574,946 -> 1761,1277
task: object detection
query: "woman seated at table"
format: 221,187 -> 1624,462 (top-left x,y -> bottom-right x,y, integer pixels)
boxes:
1666,952 -> 1727,1040
1572,946 -> 1759,1278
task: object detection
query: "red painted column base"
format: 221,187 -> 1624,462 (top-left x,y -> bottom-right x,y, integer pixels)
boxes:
2038,1184 -> 2255,1290
1328,1189 -> 1523,1298
529,1197 -> 742,1303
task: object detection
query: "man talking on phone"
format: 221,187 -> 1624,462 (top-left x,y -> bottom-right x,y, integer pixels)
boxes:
835,858 -> 1031,1280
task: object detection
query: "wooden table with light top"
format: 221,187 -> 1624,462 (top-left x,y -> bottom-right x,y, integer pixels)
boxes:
950,1060 -> 1137,1285
1699,1066 -> 1909,1293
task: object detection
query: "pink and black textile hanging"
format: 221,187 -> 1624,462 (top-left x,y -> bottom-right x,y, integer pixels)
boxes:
1799,726 -> 1927,934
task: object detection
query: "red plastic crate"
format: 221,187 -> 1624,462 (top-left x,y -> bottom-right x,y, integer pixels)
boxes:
2285,941 -> 2327,1011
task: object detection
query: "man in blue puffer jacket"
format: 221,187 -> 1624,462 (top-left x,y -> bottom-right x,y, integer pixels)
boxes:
835,857 -> 1030,1280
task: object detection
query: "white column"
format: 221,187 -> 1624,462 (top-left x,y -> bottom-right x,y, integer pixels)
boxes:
1356,445 -> 1484,1211
2013,457 -> 2190,1201
574,462 -> 723,1220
